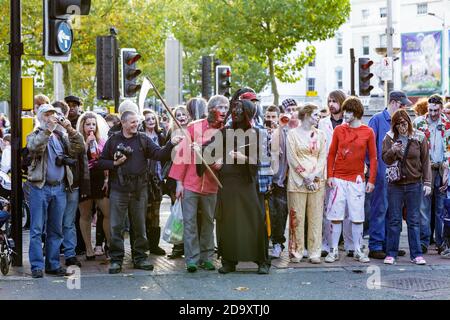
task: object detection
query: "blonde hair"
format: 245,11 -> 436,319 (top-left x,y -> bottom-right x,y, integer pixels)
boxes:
171,105 -> 190,131
77,111 -> 108,142
34,94 -> 50,106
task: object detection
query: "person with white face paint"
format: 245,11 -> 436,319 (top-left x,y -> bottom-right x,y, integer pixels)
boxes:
318,90 -> 355,258
413,94 -> 450,254
286,104 -> 327,264
325,97 -> 377,263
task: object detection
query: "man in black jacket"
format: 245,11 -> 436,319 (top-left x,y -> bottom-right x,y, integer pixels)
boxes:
97,111 -> 182,274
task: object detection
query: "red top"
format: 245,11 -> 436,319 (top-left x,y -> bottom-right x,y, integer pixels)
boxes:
169,119 -> 220,195
327,123 -> 377,184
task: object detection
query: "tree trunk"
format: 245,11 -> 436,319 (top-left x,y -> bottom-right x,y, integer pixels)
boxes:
62,63 -> 72,95
268,55 -> 279,106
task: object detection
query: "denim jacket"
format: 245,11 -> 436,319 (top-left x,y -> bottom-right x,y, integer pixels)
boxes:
26,127 -> 85,190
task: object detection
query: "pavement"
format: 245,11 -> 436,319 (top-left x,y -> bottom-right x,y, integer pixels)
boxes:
1,196 -> 450,300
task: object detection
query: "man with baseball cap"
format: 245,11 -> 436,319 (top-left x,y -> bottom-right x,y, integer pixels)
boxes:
367,90 -> 412,259
26,104 -> 85,278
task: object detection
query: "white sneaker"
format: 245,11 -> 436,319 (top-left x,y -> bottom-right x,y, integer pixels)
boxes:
289,251 -> 302,263
325,248 -> 339,263
303,249 -> 309,258
94,246 -> 104,256
354,250 -> 370,263
270,244 -> 282,259
309,257 -> 321,264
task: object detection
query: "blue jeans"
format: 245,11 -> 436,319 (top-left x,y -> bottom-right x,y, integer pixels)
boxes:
62,188 -> 79,260
29,183 -> 66,271
369,174 -> 388,251
420,170 -> 445,247
386,183 -> 422,260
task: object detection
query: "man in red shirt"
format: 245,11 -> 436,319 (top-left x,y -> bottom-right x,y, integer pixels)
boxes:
325,96 -> 377,263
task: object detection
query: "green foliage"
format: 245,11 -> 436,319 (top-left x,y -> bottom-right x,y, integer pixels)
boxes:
0,0 -> 350,106
175,0 -> 351,103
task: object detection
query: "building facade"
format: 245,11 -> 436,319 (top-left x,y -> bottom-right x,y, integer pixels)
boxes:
261,0 -> 450,108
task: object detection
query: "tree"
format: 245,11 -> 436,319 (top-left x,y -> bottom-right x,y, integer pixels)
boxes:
181,0 -> 351,104
166,0 -> 270,98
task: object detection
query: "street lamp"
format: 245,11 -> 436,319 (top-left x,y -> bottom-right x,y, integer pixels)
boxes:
428,12 -> 448,96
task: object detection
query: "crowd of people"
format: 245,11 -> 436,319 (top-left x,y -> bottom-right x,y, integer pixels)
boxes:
17,88 -> 450,278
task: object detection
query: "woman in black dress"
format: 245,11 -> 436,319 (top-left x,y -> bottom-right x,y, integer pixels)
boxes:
206,99 -> 270,274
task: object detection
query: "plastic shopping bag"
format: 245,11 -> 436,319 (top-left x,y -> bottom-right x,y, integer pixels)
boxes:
163,199 -> 184,244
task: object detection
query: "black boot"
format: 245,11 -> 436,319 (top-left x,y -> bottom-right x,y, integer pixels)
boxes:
168,243 -> 184,259
147,227 -> 166,256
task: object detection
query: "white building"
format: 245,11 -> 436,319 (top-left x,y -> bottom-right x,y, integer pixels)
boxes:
261,0 -> 450,107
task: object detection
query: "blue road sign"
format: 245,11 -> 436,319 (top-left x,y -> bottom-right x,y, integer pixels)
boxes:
57,22 -> 73,53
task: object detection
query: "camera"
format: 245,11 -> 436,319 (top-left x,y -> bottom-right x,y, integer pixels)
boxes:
56,114 -> 65,123
114,143 -> 133,160
55,155 -> 77,167
264,120 -> 273,128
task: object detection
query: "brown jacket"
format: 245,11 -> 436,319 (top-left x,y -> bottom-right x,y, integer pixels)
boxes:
382,129 -> 431,188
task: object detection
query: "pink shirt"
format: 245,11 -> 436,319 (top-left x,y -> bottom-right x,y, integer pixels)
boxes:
169,119 -> 220,195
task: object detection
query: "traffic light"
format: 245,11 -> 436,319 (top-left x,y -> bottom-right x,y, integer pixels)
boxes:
358,58 -> 374,96
43,0 -> 91,62
96,36 -> 118,100
216,65 -> 232,97
201,56 -> 213,100
121,48 -> 142,98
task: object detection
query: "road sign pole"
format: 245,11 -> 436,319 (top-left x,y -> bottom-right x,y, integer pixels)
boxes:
350,48 -> 355,96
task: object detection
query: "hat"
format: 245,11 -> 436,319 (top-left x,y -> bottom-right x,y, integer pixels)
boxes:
389,91 -> 412,106
37,104 -> 57,117
281,98 -> 298,110
64,95 -> 82,106
118,100 -> 139,115
240,92 -> 259,101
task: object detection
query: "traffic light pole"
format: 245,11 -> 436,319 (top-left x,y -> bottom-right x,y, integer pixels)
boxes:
386,0 -> 394,101
9,0 -> 23,266
112,33 -> 120,113
350,48 -> 355,96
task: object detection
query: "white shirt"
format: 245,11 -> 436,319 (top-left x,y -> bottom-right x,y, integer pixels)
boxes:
1,145 -> 11,173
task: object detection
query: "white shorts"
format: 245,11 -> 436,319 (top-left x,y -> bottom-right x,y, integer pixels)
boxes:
326,176 -> 366,223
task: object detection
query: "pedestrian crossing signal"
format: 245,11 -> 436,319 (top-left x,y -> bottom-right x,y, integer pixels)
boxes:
121,48 -> 142,98
358,58 -> 374,96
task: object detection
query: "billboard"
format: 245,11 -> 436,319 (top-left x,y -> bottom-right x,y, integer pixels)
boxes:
401,31 -> 442,95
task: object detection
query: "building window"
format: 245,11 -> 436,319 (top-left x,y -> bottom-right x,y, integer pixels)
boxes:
336,33 -> 343,55
336,69 -> 343,89
380,7 -> 387,18
417,3 -> 427,15
307,78 -> 315,92
362,9 -> 369,20
309,57 -> 316,67
379,34 -> 387,48
362,36 -> 370,55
